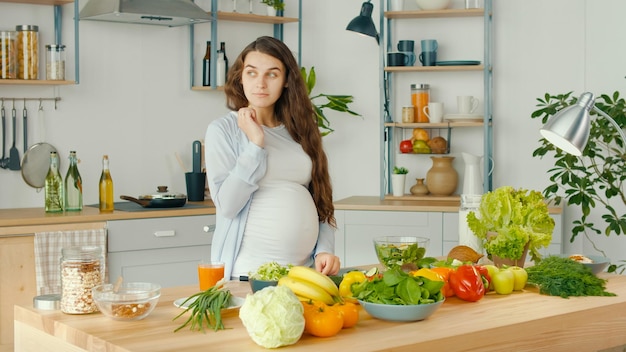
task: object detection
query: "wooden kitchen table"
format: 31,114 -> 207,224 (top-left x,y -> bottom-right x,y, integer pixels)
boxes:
14,273 -> 626,352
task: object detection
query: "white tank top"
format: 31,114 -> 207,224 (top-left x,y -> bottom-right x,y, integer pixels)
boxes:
232,124 -> 319,278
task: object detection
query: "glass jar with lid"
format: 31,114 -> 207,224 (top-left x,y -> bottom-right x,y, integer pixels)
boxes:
0,31 -> 17,79
15,25 -> 39,80
60,245 -> 104,314
45,44 -> 65,80
411,83 -> 430,123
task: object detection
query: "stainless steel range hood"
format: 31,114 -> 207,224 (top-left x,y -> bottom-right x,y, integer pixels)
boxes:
79,0 -> 212,27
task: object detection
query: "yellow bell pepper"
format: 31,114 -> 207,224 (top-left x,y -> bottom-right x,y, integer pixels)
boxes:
339,271 -> 367,299
410,268 -> 444,282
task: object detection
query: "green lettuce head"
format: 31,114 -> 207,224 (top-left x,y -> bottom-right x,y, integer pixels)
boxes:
466,186 -> 555,262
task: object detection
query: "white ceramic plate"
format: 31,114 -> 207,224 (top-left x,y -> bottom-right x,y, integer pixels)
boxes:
444,114 -> 483,122
173,295 -> 245,310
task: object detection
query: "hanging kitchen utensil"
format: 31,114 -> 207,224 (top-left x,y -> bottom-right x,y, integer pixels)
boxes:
8,99 -> 21,170
22,99 -> 28,153
120,186 -> 187,208
0,100 -> 7,169
21,102 -> 58,188
192,140 -> 202,173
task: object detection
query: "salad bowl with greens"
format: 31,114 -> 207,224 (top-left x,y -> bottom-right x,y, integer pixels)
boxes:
248,262 -> 292,293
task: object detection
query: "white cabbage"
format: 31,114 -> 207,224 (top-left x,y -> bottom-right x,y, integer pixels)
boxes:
239,285 -> 304,348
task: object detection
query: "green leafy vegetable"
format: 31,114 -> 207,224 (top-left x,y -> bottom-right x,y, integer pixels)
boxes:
466,186 -> 555,262
375,242 -> 427,268
352,267 -> 444,305
239,285 -> 304,348
173,285 -> 232,332
393,166 -> 409,174
525,256 -> 616,298
248,261 -> 292,281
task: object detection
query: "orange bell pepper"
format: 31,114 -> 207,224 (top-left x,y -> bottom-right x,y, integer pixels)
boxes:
431,267 -> 456,298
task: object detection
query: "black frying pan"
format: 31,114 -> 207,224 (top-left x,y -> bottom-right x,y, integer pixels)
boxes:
120,186 -> 187,208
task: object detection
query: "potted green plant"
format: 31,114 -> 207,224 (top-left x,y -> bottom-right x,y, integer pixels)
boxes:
530,91 -> 626,272
261,0 -> 284,15
391,166 -> 409,197
466,186 -> 555,267
301,66 -> 361,136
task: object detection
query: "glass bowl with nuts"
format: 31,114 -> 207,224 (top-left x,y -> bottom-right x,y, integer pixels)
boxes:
92,282 -> 161,321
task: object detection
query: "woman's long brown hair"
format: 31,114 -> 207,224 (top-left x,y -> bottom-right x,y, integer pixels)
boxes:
224,36 -> 335,227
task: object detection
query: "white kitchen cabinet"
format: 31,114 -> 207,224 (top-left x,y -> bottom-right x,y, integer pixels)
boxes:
107,215 -> 214,288
335,210 -> 443,267
337,209 -> 564,268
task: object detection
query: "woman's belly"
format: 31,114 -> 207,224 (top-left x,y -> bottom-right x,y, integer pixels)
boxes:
233,182 -> 319,277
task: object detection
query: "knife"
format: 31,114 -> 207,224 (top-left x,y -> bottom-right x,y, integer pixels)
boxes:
192,140 -> 202,173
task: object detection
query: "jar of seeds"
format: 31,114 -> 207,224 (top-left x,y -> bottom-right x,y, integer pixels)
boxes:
60,246 -> 104,314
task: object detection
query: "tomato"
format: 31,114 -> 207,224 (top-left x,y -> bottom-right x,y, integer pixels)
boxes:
302,301 -> 344,337
339,271 -> 367,299
399,139 -> 413,153
334,301 -> 359,328
431,267 -> 456,298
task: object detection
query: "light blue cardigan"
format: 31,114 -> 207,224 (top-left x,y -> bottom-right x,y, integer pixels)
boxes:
204,112 -> 335,280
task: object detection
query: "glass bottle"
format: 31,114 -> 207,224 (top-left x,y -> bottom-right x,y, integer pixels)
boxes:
411,83 -> 430,123
45,151 -> 63,213
202,41 -> 211,87
60,245 -> 104,314
458,194 -> 484,254
64,151 -> 83,211
216,48 -> 226,87
99,155 -> 114,213
220,41 -> 228,77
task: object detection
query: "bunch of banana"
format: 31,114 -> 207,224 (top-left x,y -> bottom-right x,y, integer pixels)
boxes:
277,266 -> 341,305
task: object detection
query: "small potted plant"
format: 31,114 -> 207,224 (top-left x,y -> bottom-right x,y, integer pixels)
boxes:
466,186 -> 555,267
261,0 -> 284,15
391,166 -> 409,197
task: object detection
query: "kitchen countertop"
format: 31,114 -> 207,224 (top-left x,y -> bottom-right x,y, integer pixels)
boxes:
0,195 -> 562,232
0,200 -> 216,231
13,273 -> 626,351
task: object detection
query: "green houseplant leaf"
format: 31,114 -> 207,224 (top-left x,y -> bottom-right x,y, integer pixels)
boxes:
300,66 -> 361,136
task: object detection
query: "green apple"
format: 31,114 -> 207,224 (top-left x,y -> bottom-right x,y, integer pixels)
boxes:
483,264 -> 499,291
508,266 -> 528,291
492,269 -> 514,295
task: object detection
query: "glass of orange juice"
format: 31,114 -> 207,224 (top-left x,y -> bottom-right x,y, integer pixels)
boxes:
198,261 -> 225,291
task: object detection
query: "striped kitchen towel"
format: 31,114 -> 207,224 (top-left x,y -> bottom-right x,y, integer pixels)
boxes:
34,228 -> 108,296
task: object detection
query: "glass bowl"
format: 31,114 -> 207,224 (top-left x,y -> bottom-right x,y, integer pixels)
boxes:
373,236 -> 430,269
92,282 -> 161,321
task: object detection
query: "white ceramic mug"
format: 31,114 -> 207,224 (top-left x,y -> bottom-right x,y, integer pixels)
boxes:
423,102 -> 444,123
457,96 -> 479,114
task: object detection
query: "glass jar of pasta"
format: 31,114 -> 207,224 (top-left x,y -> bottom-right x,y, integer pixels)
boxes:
0,31 -> 17,79
15,25 -> 39,80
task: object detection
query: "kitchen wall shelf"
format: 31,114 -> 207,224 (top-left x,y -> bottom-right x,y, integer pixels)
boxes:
209,11 -> 299,24
385,65 -> 484,72
385,194 -> 461,201
385,8 -> 483,19
379,0 -> 493,199
190,0 -> 301,89
0,79 -> 75,86
0,0 -> 79,85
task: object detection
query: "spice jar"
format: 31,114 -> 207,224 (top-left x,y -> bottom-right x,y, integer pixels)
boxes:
60,246 -> 104,314
0,31 -> 17,79
45,44 -> 65,80
411,83 -> 430,123
15,25 -> 39,80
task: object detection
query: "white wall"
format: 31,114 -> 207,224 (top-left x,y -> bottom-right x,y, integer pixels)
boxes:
1,0 -> 624,265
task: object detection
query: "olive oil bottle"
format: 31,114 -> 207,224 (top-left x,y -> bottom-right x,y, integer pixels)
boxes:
99,154 -> 114,213
45,151 -> 63,212
64,151 -> 83,211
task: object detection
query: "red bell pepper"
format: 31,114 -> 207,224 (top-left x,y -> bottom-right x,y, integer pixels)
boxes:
475,265 -> 492,289
449,264 -> 486,302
